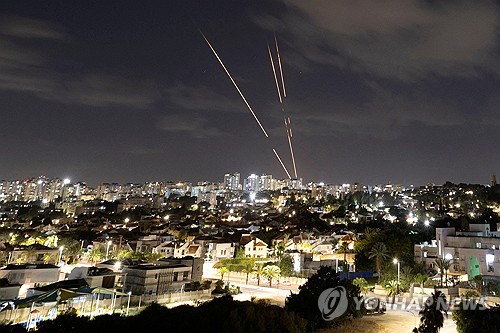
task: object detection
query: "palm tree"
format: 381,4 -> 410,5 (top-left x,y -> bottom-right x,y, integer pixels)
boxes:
472,275 -> 483,295
87,246 -> 104,264
42,253 -> 56,264
442,260 -> 451,287
219,266 -> 228,281
415,291 -> 447,333
338,242 -> 350,276
369,242 -> 390,283
253,263 -> 264,286
415,273 -> 428,294
353,277 -> 370,295
434,259 -> 451,287
385,280 -> 398,304
363,227 -> 380,242
262,265 -> 281,287
242,261 -> 254,284
274,242 -> 285,260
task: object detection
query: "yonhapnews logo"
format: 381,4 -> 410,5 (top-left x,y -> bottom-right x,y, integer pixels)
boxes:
317,286 -> 349,321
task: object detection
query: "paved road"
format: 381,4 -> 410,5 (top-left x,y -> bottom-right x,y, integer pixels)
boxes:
203,266 -> 458,333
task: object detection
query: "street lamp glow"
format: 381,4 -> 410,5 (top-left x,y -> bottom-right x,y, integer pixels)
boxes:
58,246 -> 64,264
124,218 -> 130,223
63,178 -> 70,185
424,220 -> 430,227
393,258 -> 400,295
106,240 -> 112,260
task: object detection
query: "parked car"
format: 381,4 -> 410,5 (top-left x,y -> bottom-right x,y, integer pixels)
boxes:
365,297 -> 386,314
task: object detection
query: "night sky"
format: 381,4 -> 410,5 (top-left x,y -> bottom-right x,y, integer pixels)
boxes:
1,1 -> 500,186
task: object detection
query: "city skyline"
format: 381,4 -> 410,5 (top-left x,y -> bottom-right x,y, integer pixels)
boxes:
1,1 -> 500,185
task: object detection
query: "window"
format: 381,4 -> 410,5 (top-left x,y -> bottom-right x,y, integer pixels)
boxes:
476,243 -> 481,249
423,251 -> 428,258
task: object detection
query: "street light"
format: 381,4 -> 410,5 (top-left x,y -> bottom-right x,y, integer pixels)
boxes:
106,240 -> 112,260
393,258 -> 400,295
58,246 -> 64,264
126,291 -> 132,316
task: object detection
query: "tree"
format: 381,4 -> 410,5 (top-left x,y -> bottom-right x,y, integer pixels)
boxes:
452,303 -> 500,333
414,291 -> 447,333
401,266 -> 416,292
442,260 -> 451,286
58,237 -> 82,264
279,254 -> 294,279
241,261 -> 254,285
338,242 -> 350,276
286,266 -> 363,331
262,265 -> 280,287
352,277 -> 370,295
42,253 -> 56,264
274,242 -> 285,260
253,263 -> 264,286
384,280 -> 398,304
87,246 -> 104,264
219,266 -> 228,281
368,242 -> 390,283
472,275 -> 483,295
415,273 -> 429,294
434,259 -> 451,287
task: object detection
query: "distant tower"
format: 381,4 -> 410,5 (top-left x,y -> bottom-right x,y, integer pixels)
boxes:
491,175 -> 497,186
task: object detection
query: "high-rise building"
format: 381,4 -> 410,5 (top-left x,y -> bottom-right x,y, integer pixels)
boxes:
259,174 -> 273,191
244,174 -> 259,192
223,173 -> 240,191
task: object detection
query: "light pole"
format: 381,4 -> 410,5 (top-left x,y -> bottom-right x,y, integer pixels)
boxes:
393,258 -> 400,295
126,291 -> 131,316
106,240 -> 112,260
58,246 -> 64,264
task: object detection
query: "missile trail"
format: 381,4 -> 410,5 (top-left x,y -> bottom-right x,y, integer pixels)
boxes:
202,32 -> 269,138
273,148 -> 292,179
267,43 -> 282,104
270,34 -> 298,178
285,123 -> 298,178
275,34 -> 286,98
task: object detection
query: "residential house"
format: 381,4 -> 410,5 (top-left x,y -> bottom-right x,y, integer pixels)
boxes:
0,264 -> 60,297
123,262 -> 193,295
8,244 -> 60,265
240,234 -> 268,258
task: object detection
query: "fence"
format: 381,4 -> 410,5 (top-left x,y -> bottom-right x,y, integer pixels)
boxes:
0,289 -> 212,326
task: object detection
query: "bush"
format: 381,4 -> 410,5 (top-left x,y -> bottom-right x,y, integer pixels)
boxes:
286,266 -> 363,331
452,303 -> 500,333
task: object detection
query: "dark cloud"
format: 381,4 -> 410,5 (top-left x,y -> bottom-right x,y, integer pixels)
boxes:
164,84 -> 243,113
0,14 -> 69,40
157,114 -> 225,138
0,15 -> 159,108
256,1 -> 499,80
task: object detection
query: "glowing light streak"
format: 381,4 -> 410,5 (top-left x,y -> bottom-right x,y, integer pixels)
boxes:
275,34 -> 286,97
273,148 -> 292,179
267,43 -> 282,104
202,32 -> 269,137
